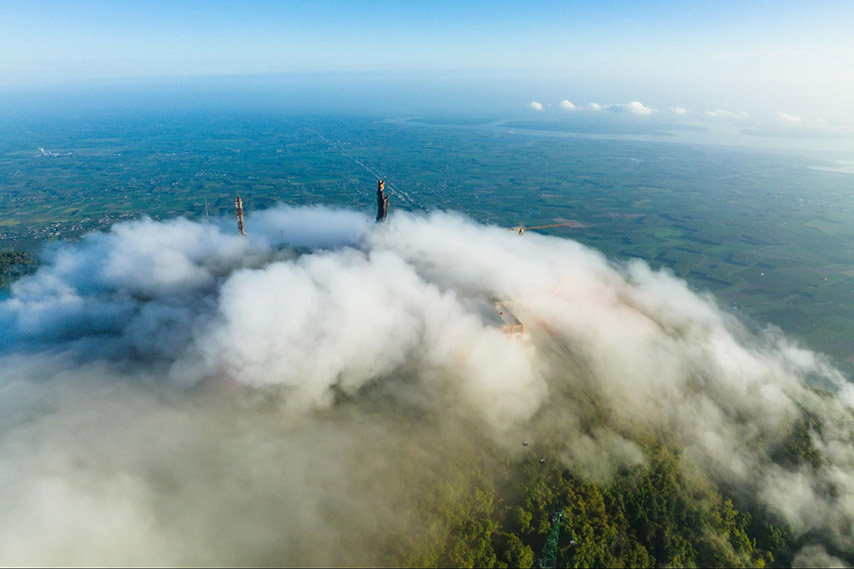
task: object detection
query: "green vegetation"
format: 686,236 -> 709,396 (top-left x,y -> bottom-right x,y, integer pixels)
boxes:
380,437 -> 799,568
367,399 -> 835,568
2,114 -> 852,567
771,414 -> 823,470
0,250 -> 37,290
5,114 -> 852,373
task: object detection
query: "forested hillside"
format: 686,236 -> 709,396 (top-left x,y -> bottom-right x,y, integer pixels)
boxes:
381,434 -> 818,568
0,250 -> 37,290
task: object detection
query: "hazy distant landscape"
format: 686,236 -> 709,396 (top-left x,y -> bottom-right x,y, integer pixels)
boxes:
3,113 -> 854,567
4,113 -> 854,374
3,2 -> 854,567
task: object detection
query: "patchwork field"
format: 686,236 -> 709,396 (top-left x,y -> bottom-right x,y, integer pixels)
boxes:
2,114 -> 854,372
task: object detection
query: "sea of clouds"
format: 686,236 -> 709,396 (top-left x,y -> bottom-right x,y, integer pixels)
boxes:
1,206 -> 852,566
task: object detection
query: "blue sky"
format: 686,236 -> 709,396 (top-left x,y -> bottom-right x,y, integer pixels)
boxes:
1,1 -> 852,124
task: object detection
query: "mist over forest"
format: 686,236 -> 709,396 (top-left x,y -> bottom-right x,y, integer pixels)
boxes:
1,207 -> 852,566
2,1 -> 854,566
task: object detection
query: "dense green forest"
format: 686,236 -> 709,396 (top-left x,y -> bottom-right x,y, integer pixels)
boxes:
380,424 -> 830,568
0,250 -> 37,290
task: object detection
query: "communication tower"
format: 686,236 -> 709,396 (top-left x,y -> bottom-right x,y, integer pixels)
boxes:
538,510 -> 566,569
235,195 -> 247,236
376,180 -> 389,222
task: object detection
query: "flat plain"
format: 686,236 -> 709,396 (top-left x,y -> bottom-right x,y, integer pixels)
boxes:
2,114 -> 854,372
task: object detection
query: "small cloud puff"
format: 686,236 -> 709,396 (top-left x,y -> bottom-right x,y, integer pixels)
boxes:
587,101 -> 653,116
705,109 -> 750,120
777,112 -> 802,124
619,101 -> 653,116
533,99 -> 658,116
670,107 -> 688,115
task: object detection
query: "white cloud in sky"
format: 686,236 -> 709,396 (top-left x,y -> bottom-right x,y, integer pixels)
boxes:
777,112 -> 802,124
705,109 -> 750,120
530,99 -> 685,118
619,101 -> 653,116
583,101 -> 653,115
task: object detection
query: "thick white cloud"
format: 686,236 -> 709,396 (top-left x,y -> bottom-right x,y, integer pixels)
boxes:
529,101 -> 543,111
559,99 -> 577,111
616,101 -> 654,115
1,207 -> 854,564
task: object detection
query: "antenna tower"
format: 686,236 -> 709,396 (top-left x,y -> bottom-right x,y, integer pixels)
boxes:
235,195 -> 247,236
376,180 -> 389,222
538,510 -> 565,569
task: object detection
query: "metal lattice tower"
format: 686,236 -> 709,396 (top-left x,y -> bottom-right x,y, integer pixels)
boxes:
235,195 -> 247,236
539,510 -> 565,569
